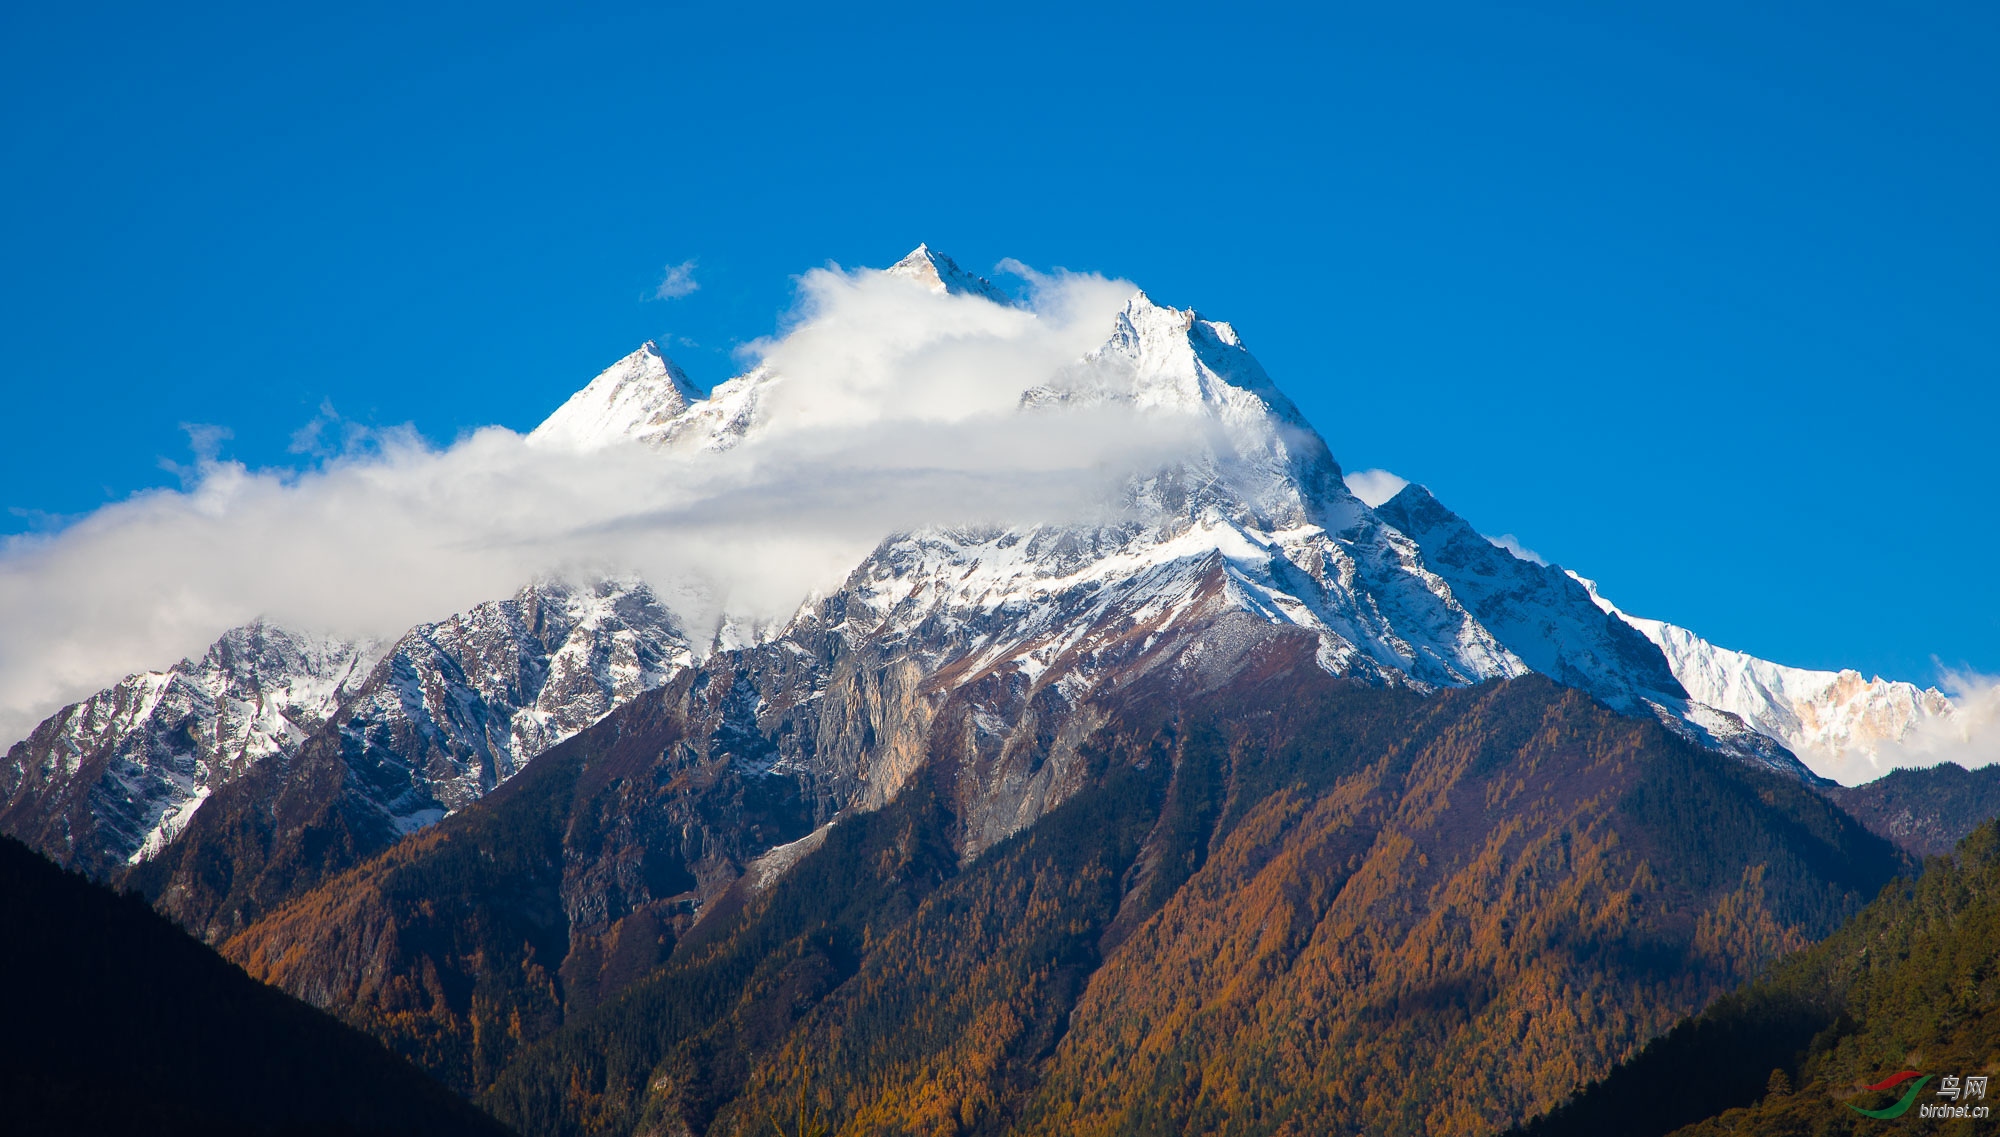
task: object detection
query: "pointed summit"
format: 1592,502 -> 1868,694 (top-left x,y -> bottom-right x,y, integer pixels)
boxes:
1365,482 -> 1731,734
1071,291 -> 1305,429
528,342 -> 705,452
885,244 -> 1010,303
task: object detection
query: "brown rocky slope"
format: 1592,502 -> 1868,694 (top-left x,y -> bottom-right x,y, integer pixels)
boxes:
218,627 -> 1905,1137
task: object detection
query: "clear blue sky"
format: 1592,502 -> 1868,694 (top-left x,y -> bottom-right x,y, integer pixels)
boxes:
3,1 -> 1994,684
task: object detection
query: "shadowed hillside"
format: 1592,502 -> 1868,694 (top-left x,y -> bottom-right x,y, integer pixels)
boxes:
0,833 -> 514,1137
1824,762 -> 2000,856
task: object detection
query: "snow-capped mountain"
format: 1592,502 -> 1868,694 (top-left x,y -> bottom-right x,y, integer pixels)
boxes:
885,243 -> 1011,302
0,623 -> 378,874
527,341 -> 705,452
506,252 -> 1820,809
793,291 -> 1582,726
8,243 -> 1966,1137
3,577 -> 690,877
1577,575 -> 1959,785
1370,484 -> 1801,769
2,244 -> 1883,892
126,575 -> 696,939
328,575 -> 691,831
528,246 -> 1010,459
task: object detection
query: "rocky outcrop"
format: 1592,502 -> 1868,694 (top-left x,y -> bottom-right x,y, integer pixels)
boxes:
0,623 -> 376,876
126,576 -> 690,939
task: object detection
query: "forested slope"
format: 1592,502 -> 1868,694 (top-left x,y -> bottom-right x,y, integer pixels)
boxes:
1512,820 -> 2000,1137
1823,762 -> 2000,856
418,663 -> 1898,1137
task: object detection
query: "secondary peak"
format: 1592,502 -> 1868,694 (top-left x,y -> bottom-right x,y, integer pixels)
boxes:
885,245 -> 1010,303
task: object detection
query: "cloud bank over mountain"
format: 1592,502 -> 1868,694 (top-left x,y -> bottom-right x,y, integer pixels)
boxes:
3,252 -> 1992,785
0,260 -> 1189,744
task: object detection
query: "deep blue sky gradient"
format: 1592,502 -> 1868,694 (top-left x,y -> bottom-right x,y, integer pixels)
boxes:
2,1 -> 1994,683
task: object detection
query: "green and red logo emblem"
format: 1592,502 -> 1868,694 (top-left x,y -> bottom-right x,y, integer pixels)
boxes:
1848,1070 -> 1929,1119
1848,1070 -> 1990,1120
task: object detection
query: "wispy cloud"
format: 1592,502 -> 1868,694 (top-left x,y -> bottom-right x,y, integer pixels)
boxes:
1485,533 -> 1547,565
1343,468 -> 1407,508
285,400 -> 381,459
653,259 -> 699,300
157,423 -> 233,488
0,258 -> 1167,744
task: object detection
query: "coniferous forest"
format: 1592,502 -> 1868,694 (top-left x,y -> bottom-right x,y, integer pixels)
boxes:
182,660 -> 1920,1137
14,649 -> 2000,1137
1515,819 -> 2000,1136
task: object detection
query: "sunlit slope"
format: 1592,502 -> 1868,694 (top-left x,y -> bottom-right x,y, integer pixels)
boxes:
230,649 -> 1902,1137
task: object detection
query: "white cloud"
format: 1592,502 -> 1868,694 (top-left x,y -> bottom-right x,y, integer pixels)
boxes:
741,259 -> 1135,433
1867,667 -> 2000,776
158,423 -> 233,487
0,257 -> 1182,744
653,259 -> 699,300
285,400 -> 376,458
1485,533 -> 1547,565
1343,468 -> 1408,508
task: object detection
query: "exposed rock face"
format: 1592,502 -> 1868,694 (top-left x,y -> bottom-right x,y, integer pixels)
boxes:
210,568 -> 1332,1086
216,646 -> 1906,1131
124,576 -> 691,940
330,574 -> 693,830
0,623 -> 377,876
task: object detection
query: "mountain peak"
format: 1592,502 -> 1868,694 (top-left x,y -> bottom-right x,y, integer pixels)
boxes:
527,341 -> 704,452
1113,291 -> 1249,349
1070,290 -> 1304,434
885,245 -> 1010,303
1375,481 -> 1448,526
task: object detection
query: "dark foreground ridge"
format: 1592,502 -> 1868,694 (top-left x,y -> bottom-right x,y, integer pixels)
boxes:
0,832 -> 515,1137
